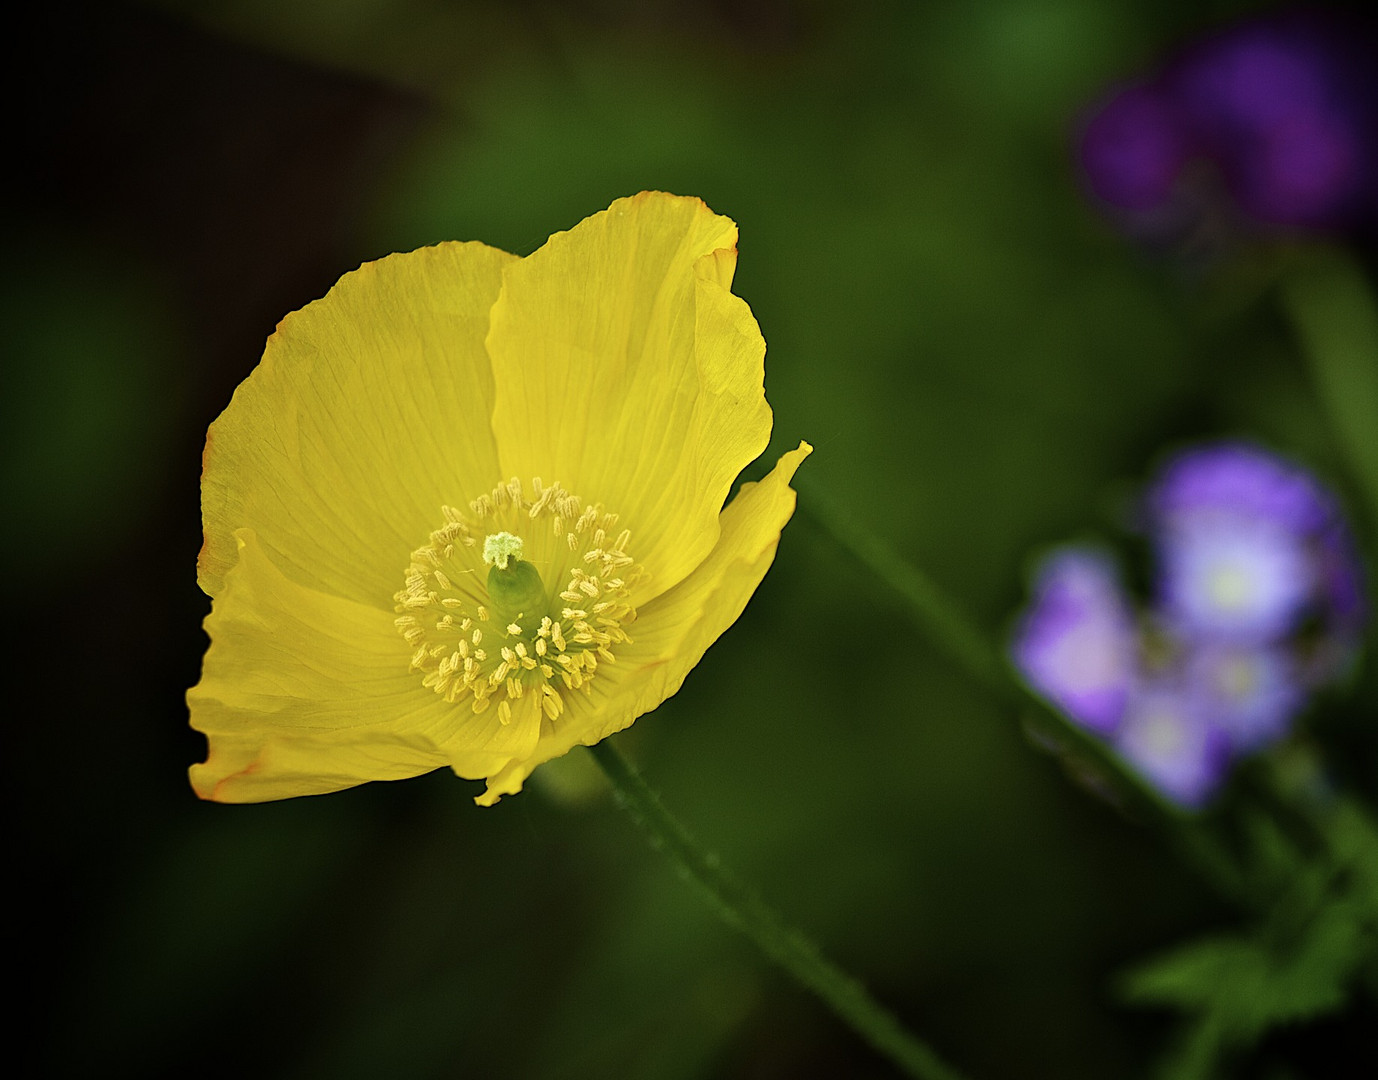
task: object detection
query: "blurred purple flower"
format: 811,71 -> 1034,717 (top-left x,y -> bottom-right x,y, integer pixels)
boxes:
1078,7 -> 1378,233
1113,680 -> 1233,808
1146,442 -> 1334,531
1081,82 -> 1189,212
1148,441 -> 1365,651
1012,549 -> 1137,735
1182,642 -> 1303,753
1010,439 -> 1365,809
1155,515 -> 1315,641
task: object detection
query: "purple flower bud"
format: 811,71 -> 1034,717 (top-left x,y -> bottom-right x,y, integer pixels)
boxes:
1169,10 -> 1377,229
1080,81 -> 1190,212
1077,8 -> 1378,234
1012,548 -> 1137,735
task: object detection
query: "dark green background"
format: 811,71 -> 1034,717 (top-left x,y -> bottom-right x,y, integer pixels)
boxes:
11,1 -> 1374,1076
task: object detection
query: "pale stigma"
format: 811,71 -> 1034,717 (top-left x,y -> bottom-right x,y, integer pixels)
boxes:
483,531 -> 524,570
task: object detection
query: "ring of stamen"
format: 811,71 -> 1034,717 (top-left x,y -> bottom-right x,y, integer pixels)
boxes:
393,478 -> 643,725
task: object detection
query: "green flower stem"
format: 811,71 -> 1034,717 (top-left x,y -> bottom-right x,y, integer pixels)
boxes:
1279,248 -> 1378,532
588,739 -> 969,1080
800,485 -> 1006,695
798,483 -> 1251,905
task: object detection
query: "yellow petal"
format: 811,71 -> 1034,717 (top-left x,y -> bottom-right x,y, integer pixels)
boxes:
486,192 -> 772,602
190,530 -> 542,802
475,441 -> 812,804
199,241 -> 516,606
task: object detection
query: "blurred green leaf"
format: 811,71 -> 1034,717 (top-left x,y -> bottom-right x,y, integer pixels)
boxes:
1122,836 -> 1375,1058
1123,924 -> 1350,1039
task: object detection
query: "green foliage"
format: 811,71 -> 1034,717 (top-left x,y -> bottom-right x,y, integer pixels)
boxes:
1121,797 -> 1378,1077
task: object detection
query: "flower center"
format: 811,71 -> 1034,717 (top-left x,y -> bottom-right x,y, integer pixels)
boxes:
1204,562 -> 1253,612
393,478 -> 643,725
1214,654 -> 1259,701
1137,703 -> 1187,757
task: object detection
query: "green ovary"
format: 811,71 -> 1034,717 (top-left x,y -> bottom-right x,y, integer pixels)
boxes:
487,557 -> 549,636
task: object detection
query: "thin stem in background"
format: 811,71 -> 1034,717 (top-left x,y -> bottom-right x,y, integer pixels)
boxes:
1279,247 -> 1378,535
588,739 -> 970,1080
799,483 -> 1007,695
798,484 -> 1252,906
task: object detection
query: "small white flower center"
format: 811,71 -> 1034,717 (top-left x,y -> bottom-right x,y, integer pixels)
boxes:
483,531 -> 524,570
1205,562 -> 1253,612
1215,655 -> 1258,701
1139,706 -> 1186,756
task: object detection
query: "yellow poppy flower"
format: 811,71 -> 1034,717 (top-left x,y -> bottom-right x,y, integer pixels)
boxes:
189,191 -> 810,806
